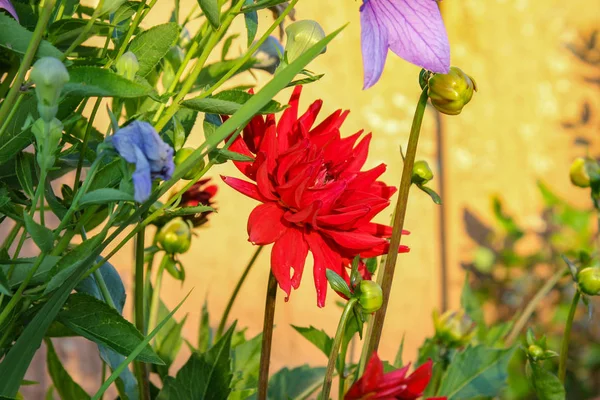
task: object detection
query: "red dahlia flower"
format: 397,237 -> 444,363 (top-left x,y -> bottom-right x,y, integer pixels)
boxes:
345,353 -> 445,400
222,86 -> 408,307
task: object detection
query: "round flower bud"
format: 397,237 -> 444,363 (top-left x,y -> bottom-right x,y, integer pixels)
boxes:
157,217 -> 192,254
30,57 -> 69,122
175,147 -> 205,180
284,20 -> 326,64
577,266 -> 600,296
527,344 -> 544,360
433,309 -> 475,347
358,280 -> 383,313
412,160 -> 434,185
427,67 -> 477,116
569,157 -> 591,188
115,51 -> 139,81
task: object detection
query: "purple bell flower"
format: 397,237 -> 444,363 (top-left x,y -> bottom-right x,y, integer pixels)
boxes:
111,121 -> 175,203
0,0 -> 18,21
360,0 -> 450,89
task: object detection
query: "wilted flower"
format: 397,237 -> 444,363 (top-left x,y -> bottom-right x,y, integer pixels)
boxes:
0,0 -> 18,20
222,86 -> 408,307
179,178 -> 218,227
253,36 -> 284,74
285,20 -> 326,63
30,57 -> 69,122
345,353 -> 445,400
111,121 -> 175,203
360,0 -> 450,89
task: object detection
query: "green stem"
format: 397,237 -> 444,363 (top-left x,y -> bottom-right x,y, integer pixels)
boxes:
505,266 -> 567,345
113,0 -> 152,63
61,0 -> 106,59
216,245 -> 263,338
134,228 -> 150,400
0,93 -> 25,137
322,298 -> 358,400
258,271 -> 278,400
1,223 -> 22,252
73,98 -> 101,195
558,290 -> 580,383
147,253 -> 170,334
338,333 -> 349,400
362,87 -> 429,360
78,227 -> 116,310
0,0 -> 56,136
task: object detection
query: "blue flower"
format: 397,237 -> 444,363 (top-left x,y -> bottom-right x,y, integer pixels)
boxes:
111,121 -> 175,203
0,0 -> 18,21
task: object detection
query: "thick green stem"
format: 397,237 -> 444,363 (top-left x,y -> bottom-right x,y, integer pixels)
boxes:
362,87 -> 429,360
147,253 -> 170,334
0,0 -> 56,135
322,298 -> 358,400
258,271 -> 278,400
134,228 -> 150,400
216,245 -> 263,338
505,266 -> 567,345
558,290 -> 580,383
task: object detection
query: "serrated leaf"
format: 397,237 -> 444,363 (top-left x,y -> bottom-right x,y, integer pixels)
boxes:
291,325 -> 333,356
157,324 -> 236,400
197,0 -> 220,29
64,67 -> 154,98
78,188 -> 134,207
527,362 -> 565,400
57,293 -> 164,365
45,339 -> 91,400
437,345 -> 515,399
128,23 -> 180,77
22,211 -> 53,253
266,365 -> 325,399
181,90 -> 285,115
0,13 -> 63,59
155,315 -> 187,378
209,148 -> 254,164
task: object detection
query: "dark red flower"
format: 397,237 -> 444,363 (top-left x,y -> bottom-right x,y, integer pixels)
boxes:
179,178 -> 218,227
222,86 -> 408,307
345,353 -> 445,400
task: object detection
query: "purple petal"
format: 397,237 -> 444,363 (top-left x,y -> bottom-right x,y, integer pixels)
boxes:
0,0 -> 19,21
371,0 -> 450,74
360,1 -> 390,89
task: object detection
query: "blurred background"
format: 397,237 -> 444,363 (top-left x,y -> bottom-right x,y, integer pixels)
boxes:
22,0 -> 600,398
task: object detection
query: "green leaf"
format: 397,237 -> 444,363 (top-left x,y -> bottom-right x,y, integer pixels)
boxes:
418,184 -> 442,205
291,325 -> 333,356
241,0 -> 289,13
221,34 -> 239,60
209,148 -> 254,164
197,0 -> 220,29
15,153 -> 35,199
231,333 -> 262,394
287,73 -> 325,88
243,0 -> 258,47
78,188 -> 134,207
437,345 -> 515,399
325,269 -> 351,298
460,273 -> 484,326
64,67 -> 154,98
157,323 -> 236,400
0,14 -> 63,59
128,23 -> 180,77
57,293 -> 164,364
22,211 -> 53,253
155,315 -> 187,378
45,339 -> 91,400
164,205 -> 215,219
3,256 -> 60,289
394,334 -> 405,368
0,268 -> 12,296
266,365 -> 325,399
527,362 -> 565,400
198,298 -> 211,352
181,90 -> 285,115
196,58 -> 257,88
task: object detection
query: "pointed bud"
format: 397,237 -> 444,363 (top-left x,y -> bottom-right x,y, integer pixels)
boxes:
577,266 -> 600,296
174,147 -> 205,180
358,280 -> 383,313
412,160 -> 434,185
427,67 -> 477,116
527,345 -> 544,361
30,57 -> 69,122
157,217 -> 192,254
115,51 -> 139,80
284,20 -> 326,64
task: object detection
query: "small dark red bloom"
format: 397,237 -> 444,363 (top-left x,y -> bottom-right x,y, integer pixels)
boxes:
179,178 -> 218,227
222,86 -> 409,307
345,353 -> 445,400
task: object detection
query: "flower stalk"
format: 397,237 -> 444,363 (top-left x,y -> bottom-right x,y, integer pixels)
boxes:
148,253 -> 171,334
134,228 -> 151,400
363,86 -> 429,358
558,290 -> 580,383
258,271 -> 278,400
321,297 -> 358,400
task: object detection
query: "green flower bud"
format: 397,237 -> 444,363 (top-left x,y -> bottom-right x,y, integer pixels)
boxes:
412,160 -> 434,185
569,157 -> 591,188
527,344 -> 544,360
358,280 -> 383,313
157,217 -> 192,254
427,67 -> 477,116
284,20 -> 326,64
175,147 -> 205,180
97,0 -> 127,15
433,309 -> 475,347
115,51 -> 139,81
32,118 -> 64,170
577,266 -> 600,296
30,57 -> 69,122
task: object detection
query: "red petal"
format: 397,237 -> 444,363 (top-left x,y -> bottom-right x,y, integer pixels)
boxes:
360,243 -> 410,258
399,360 -> 433,398
309,109 -> 349,137
316,207 -> 370,228
247,203 -> 287,245
298,99 -> 323,132
256,162 -> 278,201
345,353 -> 385,399
243,115 -> 266,153
278,86 -> 302,138
358,223 -> 410,238
271,227 -> 309,298
228,136 -> 256,179
346,163 -> 387,192
321,229 -> 387,250
221,176 -> 264,202
344,133 -> 371,174
305,231 -> 342,307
